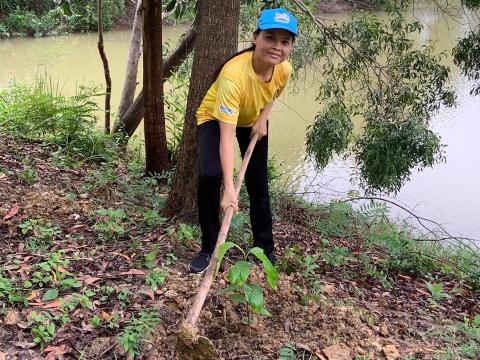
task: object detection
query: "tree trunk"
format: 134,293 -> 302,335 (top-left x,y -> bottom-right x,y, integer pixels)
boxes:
163,0 -> 241,219
115,0 -> 143,126
97,0 -> 112,134
113,27 -> 197,137
143,0 -> 168,174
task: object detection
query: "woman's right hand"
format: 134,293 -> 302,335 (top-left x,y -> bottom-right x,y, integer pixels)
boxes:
221,186 -> 239,213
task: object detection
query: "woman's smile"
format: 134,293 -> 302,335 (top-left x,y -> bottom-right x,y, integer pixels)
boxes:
252,29 -> 294,76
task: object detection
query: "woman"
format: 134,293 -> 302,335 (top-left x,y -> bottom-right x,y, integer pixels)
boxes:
190,8 -> 298,273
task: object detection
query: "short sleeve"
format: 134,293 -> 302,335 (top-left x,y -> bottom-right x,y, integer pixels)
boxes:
211,76 -> 242,125
274,62 -> 293,100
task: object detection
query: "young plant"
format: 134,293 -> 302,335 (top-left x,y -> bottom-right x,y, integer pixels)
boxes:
426,282 -> 450,306
0,275 -> 26,304
216,242 -> 279,324
19,219 -> 61,252
118,310 -> 161,358
94,208 -> 127,240
165,252 -> 178,265
27,311 -> 56,350
142,209 -> 166,229
117,287 -> 131,307
322,246 -> 352,267
145,270 -> 167,291
16,164 -> 38,185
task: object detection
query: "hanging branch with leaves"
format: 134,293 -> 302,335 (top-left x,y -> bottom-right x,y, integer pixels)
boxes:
279,0 -> 456,194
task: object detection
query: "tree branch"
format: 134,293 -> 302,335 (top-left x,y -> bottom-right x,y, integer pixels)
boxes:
113,26 -> 197,137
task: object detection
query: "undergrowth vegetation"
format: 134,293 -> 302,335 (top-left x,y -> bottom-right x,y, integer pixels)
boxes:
0,76 -> 117,162
0,0 -> 125,37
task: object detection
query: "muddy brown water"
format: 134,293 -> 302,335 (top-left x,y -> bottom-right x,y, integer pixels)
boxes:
1,6 -> 479,241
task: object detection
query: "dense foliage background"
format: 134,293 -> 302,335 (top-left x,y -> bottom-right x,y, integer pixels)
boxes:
0,0 -> 125,37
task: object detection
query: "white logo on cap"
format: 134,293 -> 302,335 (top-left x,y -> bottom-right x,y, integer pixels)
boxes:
274,12 -> 290,24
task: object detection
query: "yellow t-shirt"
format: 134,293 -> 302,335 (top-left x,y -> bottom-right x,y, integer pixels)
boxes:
196,51 -> 292,127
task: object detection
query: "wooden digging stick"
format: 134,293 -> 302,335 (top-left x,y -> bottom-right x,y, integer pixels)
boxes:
178,133 -> 259,342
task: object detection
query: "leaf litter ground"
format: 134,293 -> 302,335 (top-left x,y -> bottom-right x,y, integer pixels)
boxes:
0,133 -> 479,359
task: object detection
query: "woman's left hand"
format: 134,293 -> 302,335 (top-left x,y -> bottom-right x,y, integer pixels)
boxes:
251,120 -> 267,140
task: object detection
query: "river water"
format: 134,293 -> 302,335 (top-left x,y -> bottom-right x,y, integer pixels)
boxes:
1,6 -> 479,240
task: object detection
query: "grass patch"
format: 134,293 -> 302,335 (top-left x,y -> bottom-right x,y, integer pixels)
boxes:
0,75 -> 117,162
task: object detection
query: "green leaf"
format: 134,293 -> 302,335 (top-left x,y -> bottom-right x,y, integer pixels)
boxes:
279,345 -> 297,360
216,285 -> 240,296
61,278 -> 82,289
165,0 -> 177,12
42,289 -> 58,301
243,283 -> 264,313
258,307 -> 271,316
227,293 -> 247,304
248,247 -> 279,290
228,261 -> 252,287
23,280 -> 33,288
47,322 -> 55,335
215,241 -> 235,277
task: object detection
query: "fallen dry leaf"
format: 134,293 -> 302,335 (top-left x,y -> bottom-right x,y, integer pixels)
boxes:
44,344 -> 68,360
112,251 -> 131,261
3,205 -> 19,220
83,275 -> 101,285
4,309 -> 20,325
43,299 -> 62,309
119,269 -> 145,276
27,291 -> 39,301
322,344 -> 351,360
66,223 -> 86,232
383,344 -> 400,360
142,288 -> 155,301
0,351 -> 5,360
101,311 -> 112,321
13,341 -> 36,349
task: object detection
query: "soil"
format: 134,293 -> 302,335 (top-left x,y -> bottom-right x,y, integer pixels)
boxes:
0,133 -> 479,360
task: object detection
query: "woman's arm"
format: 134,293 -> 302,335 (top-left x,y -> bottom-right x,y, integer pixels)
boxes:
251,102 -> 274,139
219,121 -> 239,213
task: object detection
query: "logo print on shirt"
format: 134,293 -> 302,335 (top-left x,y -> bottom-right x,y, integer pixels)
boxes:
275,12 -> 290,24
219,105 -> 235,116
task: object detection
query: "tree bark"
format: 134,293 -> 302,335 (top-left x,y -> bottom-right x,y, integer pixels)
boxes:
113,27 -> 197,137
115,0 -> 143,125
163,0 -> 241,219
97,0 -> 112,134
143,0 -> 168,174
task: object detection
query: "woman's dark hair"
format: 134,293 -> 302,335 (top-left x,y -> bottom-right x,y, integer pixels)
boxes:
210,28 -> 295,83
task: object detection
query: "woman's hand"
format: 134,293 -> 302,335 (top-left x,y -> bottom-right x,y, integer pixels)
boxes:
251,119 -> 268,140
221,185 -> 239,213
251,102 -> 274,140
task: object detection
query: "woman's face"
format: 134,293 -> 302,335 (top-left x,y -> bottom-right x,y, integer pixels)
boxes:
253,29 -> 294,66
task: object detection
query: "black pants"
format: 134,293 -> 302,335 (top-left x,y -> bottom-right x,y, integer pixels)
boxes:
197,120 -> 273,254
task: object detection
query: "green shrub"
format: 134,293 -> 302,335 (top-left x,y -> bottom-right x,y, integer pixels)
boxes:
4,8 -> 39,35
67,0 -> 124,32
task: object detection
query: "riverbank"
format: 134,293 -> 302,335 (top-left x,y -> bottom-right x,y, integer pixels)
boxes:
0,0 -> 135,39
1,82 -> 479,358
0,0 -> 380,39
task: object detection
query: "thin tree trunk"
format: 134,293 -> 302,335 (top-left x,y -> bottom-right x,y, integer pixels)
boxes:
113,27 -> 197,137
143,0 -> 168,174
163,0 -> 241,219
97,0 -> 112,134
115,0 -> 143,125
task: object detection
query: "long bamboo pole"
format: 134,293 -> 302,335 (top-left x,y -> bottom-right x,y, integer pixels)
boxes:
184,133 -> 259,327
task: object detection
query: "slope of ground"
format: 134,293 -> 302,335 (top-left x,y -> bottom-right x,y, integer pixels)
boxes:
1,133 -> 479,360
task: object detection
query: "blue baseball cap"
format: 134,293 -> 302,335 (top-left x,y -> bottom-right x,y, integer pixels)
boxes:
257,8 -> 299,36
